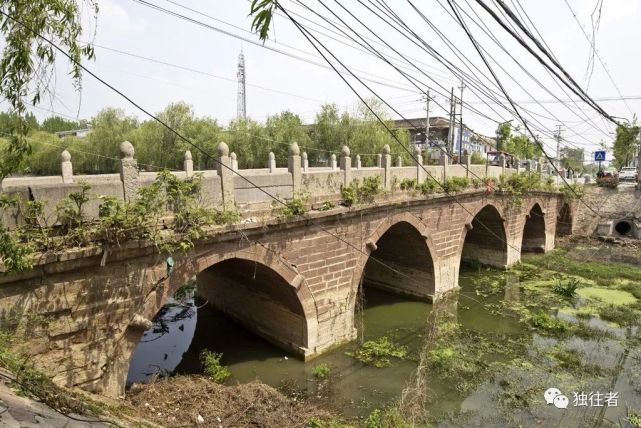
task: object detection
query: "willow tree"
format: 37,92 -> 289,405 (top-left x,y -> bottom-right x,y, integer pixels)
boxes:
0,0 -> 97,178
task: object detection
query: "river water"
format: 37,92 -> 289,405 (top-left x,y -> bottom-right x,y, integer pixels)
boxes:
127,259 -> 641,426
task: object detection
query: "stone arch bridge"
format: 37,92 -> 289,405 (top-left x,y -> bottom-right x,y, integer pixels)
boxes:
0,190 -> 570,397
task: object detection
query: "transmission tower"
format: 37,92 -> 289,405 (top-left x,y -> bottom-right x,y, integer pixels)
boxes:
236,50 -> 246,120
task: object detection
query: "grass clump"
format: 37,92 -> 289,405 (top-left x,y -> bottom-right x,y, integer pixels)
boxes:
200,350 -> 231,383
427,347 -> 456,370
417,178 -> 440,195
311,363 -> 331,379
347,337 -> 407,367
399,178 -> 417,190
340,176 -> 382,207
552,277 -> 580,298
279,192 -> 309,218
365,407 -> 411,428
627,410 -> 641,428
442,176 -> 469,193
528,310 -> 568,334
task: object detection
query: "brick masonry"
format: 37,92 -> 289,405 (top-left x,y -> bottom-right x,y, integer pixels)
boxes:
0,191 -> 565,397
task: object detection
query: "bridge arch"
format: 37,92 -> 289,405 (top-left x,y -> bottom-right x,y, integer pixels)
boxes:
352,212 -> 438,303
105,245 -> 317,397
459,203 -> 509,268
521,203 -> 547,253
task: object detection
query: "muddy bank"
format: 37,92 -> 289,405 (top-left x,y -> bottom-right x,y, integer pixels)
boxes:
127,376 -> 339,428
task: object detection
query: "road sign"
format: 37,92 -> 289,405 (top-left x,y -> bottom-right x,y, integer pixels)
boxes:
594,151 -> 606,161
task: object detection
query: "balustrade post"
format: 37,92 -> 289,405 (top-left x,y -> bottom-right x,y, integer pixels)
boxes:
217,142 -> 235,210
382,144 -> 392,190
414,146 -> 425,183
330,153 -> 337,170
288,142 -> 302,194
61,150 -> 73,184
119,141 -> 139,202
340,145 -> 352,187
231,152 -> 238,173
440,151 -> 449,182
184,150 -> 193,177
301,151 -> 309,172
356,154 -> 361,169
268,152 -> 276,173
461,149 -> 471,177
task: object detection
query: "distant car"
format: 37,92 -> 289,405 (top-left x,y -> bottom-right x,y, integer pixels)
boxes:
619,167 -> 638,182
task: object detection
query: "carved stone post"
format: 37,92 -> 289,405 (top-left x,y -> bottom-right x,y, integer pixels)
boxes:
301,152 -> 309,172
268,152 -> 276,173
396,155 -> 402,167
499,153 -> 506,175
330,153 -> 337,170
61,150 -> 73,184
376,153 -> 382,168
184,150 -> 193,177
217,142 -> 235,210
340,145 -> 352,187
288,142 -> 302,194
440,151 -> 449,182
230,152 -> 238,173
119,141 -> 139,202
414,146 -> 425,183
461,149 -> 471,177
382,144 -> 392,190
356,154 -> 361,169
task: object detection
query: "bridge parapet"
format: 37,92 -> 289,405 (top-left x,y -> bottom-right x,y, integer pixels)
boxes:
1,141 -> 546,229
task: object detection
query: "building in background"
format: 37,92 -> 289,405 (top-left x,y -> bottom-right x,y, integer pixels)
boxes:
391,116 -> 495,156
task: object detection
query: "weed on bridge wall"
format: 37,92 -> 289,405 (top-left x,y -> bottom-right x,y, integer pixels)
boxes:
0,170 -> 242,273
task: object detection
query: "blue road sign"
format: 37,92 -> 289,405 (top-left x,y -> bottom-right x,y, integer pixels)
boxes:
594,151 -> 606,161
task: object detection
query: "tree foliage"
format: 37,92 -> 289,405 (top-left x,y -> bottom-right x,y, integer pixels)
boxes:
499,124 -> 542,160
0,0 -> 98,179
612,121 -> 640,169
560,147 -> 585,173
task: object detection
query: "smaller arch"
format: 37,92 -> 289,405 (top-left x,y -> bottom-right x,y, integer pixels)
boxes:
556,202 -> 573,237
459,204 -> 509,268
361,220 -> 436,300
522,203 -> 547,253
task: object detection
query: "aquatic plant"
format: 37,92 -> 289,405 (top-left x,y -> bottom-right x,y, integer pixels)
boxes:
311,363 -> 331,379
348,337 -> 407,368
528,311 -> 568,334
200,350 -> 231,383
364,408 -> 411,428
552,277 -> 580,298
597,304 -> 640,327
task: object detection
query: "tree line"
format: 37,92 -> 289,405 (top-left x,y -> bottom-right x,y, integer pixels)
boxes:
0,99 -> 414,176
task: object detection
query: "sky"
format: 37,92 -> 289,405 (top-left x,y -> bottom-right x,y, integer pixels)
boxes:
17,0 -> 641,160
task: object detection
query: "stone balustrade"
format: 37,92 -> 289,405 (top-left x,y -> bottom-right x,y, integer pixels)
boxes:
0,141 -> 563,229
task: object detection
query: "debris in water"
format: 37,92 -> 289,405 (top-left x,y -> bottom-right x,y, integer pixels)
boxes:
196,414 -> 205,424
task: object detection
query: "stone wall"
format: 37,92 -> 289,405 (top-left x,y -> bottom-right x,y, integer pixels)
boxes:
573,185 -> 641,236
0,190 -> 563,397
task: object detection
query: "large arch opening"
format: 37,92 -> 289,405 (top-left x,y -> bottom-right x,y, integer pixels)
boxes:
195,258 -> 308,354
461,205 -> 508,268
362,221 -> 435,300
125,258 -> 309,389
522,203 -> 547,253
556,203 -> 572,237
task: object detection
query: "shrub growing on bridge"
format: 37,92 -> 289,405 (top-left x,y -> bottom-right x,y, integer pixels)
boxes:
340,176 -> 382,207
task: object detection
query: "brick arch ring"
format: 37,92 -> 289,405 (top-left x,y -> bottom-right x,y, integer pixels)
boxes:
454,201 -> 512,267
346,211 -> 440,311
147,243 -> 318,326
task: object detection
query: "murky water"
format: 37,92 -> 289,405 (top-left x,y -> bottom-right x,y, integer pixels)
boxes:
127,261 -> 641,426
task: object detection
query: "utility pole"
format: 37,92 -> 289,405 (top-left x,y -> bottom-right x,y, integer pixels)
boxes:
554,124 -> 563,170
421,89 -> 432,147
236,49 -> 247,120
458,80 -> 466,161
447,87 -> 455,156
